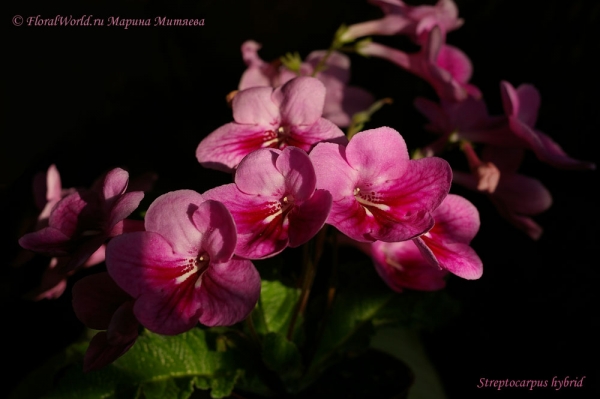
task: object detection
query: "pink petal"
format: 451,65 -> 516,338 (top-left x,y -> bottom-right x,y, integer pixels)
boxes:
204,184 -> 288,259
144,190 -> 206,256
346,127 -> 410,181
310,142 -> 359,202
436,44 -> 472,84
430,194 -> 480,243
18,227 -> 72,256
509,119 -> 596,170
414,237 -> 483,279
48,192 -> 87,237
515,84 -> 540,126
275,77 -> 326,126
287,189 -> 332,247
371,240 -> 448,292
197,257 -> 261,326
192,200 -> 237,263
106,301 -> 139,346
83,331 -> 136,373
494,174 -> 553,215
276,147 -> 317,202
72,272 -> 132,330
500,80 -> 519,119
306,50 -> 350,83
286,118 -> 347,151
102,168 -> 129,203
107,191 -> 144,230
196,122 -> 276,173
234,148 -> 285,196
232,86 -> 280,126
107,231 -> 203,335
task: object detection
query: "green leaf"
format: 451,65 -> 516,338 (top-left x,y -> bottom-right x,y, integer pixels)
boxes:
307,262 -> 396,378
261,332 -> 303,390
252,280 -> 301,336
35,328 -> 246,399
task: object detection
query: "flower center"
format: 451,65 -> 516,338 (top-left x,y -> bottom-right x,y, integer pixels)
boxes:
353,187 -> 390,217
176,253 -> 211,287
263,195 -> 295,224
262,126 -> 290,149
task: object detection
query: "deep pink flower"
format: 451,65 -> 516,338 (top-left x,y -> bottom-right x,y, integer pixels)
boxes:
196,76 -> 346,173
500,80 -> 596,171
342,0 -> 463,43
19,168 -> 145,274
454,146 -> 552,240
72,272 -> 139,372
310,126 -> 452,242
412,194 -> 483,279
203,147 -> 332,259
352,239 -> 448,292
358,26 -> 480,101
106,190 -> 261,335
238,41 -> 374,127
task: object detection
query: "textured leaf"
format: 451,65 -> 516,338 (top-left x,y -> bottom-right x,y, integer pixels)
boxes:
38,328 -> 245,399
252,280 -> 301,335
261,332 -> 303,389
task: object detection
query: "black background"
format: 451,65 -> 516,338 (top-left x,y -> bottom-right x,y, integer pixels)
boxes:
2,0 -> 599,398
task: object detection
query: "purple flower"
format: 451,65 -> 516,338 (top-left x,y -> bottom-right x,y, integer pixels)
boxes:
310,126 -> 452,242
72,272 -> 139,372
203,147 -> 332,259
238,41 -> 375,128
196,76 -> 347,173
19,168 -> 145,274
106,190 -> 261,335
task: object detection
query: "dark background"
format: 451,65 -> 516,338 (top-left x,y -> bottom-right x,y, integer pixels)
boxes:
2,0 -> 599,398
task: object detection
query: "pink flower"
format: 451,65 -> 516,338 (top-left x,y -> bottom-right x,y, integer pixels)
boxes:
106,190 -> 261,335
309,126 -> 452,242
196,76 -> 346,173
19,168 -> 145,274
454,146 -> 552,240
72,272 -> 139,372
342,0 -> 464,43
358,26 -> 480,101
203,147 -> 332,259
238,41 -> 374,127
370,240 -> 449,292
500,80 -> 596,171
412,194 -> 483,279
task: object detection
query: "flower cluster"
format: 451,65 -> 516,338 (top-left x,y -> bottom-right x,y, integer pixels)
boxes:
14,0 -> 594,396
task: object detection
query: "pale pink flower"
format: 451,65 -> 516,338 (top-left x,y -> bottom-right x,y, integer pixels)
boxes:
196,76 -> 346,173
106,190 -> 261,335
342,0 -> 463,44
238,41 -> 374,127
358,26 -> 480,101
310,126 -> 452,242
72,272 -> 139,372
203,147 -> 332,259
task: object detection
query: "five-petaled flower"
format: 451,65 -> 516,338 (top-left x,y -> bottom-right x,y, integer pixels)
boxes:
106,190 -> 261,335
196,76 -> 346,173
310,126 -> 452,242
203,146 -> 332,259
18,168 -> 145,274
